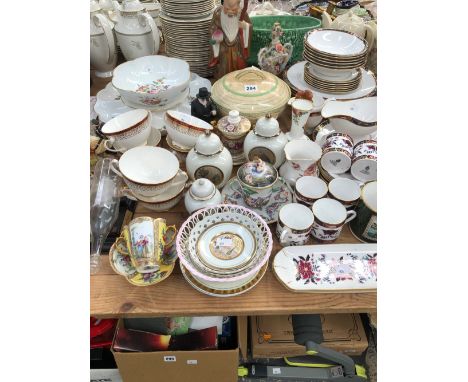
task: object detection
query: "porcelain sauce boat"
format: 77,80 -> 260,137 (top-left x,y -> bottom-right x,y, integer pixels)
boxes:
279,140 -> 322,187
317,97 -> 377,144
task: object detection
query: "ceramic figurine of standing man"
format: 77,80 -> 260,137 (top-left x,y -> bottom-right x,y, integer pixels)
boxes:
191,87 -> 217,124
208,0 -> 252,79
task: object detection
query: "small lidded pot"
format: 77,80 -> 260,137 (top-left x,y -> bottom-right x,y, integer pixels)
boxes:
237,158 -> 278,208
186,130 -> 233,189
243,114 -> 288,168
184,178 -> 222,214
217,110 -> 251,165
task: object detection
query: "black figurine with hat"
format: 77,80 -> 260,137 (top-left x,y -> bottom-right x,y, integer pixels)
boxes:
191,87 -> 217,125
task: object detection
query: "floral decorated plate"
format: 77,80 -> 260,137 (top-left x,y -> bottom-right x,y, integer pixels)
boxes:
221,177 -> 293,223
109,243 -> 175,287
273,244 -> 377,292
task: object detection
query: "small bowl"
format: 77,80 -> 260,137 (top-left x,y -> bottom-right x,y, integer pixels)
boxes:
111,146 -> 181,197
165,110 -> 213,149
112,56 -> 190,110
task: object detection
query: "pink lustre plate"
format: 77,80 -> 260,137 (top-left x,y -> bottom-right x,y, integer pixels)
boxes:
273,243 -> 377,293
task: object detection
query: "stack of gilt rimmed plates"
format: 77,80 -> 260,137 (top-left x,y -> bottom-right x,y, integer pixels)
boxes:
176,204 -> 273,297
303,29 -> 368,94
160,0 -> 217,77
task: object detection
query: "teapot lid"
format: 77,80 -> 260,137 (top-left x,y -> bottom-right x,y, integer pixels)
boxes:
237,157 -> 277,188
217,110 -> 251,138
121,0 -> 144,12
254,114 -> 280,138
189,178 -> 217,201
194,130 -> 223,156
90,0 -> 101,12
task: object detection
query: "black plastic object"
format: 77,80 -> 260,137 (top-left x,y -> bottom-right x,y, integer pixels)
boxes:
291,314 -> 324,345
102,197 -> 137,253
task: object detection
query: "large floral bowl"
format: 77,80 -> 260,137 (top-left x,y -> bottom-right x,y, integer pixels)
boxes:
112,55 -> 190,110
176,204 -> 273,289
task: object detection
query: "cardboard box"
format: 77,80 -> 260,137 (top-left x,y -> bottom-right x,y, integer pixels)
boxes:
251,314 -> 368,359
112,316 -> 247,382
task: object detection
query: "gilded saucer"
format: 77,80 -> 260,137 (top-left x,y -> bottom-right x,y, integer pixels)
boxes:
221,177 -> 294,224
109,243 -> 175,287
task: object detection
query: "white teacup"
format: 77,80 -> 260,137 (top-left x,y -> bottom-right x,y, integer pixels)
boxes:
311,198 -> 356,243
276,203 -> 315,246
101,109 -> 152,152
328,178 -> 361,209
110,146 -> 183,197
295,176 -> 328,206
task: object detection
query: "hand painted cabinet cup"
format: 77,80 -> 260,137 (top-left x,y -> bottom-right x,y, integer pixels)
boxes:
112,0 -> 160,61
350,181 -> 377,243
276,203 -> 314,246
237,158 -> 278,208
116,217 -> 176,273
311,198 -> 356,243
90,1 -> 118,78
186,131 -> 233,189
320,132 -> 354,174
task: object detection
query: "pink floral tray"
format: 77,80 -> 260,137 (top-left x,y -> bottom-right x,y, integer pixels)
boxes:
273,244 -> 377,293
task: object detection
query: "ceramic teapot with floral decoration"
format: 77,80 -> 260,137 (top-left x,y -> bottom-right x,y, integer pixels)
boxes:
112,0 -> 160,61
257,22 -> 293,76
321,10 -> 376,51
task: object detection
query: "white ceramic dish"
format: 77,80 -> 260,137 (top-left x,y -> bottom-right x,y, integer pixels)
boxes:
286,62 -> 376,101
112,55 -> 190,110
165,110 -> 213,148
176,204 -> 273,284
305,29 -> 367,57
307,62 -> 360,82
196,222 -> 256,271
111,146 -> 181,196
273,243 -> 377,292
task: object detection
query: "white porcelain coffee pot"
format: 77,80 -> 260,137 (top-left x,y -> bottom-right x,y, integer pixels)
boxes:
90,1 -> 118,78
112,0 -> 160,61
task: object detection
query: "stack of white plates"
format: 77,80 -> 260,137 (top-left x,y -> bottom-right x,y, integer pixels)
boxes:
160,0 -> 214,18
176,204 -> 273,297
160,0 -> 217,77
303,29 -> 368,94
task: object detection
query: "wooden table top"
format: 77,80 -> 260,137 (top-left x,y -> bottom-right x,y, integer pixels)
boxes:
90,75 -> 377,318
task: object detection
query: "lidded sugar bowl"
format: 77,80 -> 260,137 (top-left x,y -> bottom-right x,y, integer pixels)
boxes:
243,114 -> 288,168
216,110 -> 251,166
184,178 -> 222,214
186,131 -> 233,189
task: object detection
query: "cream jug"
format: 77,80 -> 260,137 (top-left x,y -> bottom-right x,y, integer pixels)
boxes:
279,140 -> 322,186
113,0 -> 160,61
90,1 -> 118,78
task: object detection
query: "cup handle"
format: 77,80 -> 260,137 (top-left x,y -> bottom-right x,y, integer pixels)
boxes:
120,187 -> 138,201
279,227 -> 291,244
110,159 -> 124,179
103,138 -> 123,153
345,210 -> 357,224
163,225 -> 177,247
115,237 -> 129,255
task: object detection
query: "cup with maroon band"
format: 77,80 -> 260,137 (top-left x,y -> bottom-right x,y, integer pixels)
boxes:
350,140 -> 377,182
310,198 -> 356,243
295,176 -> 328,206
320,133 -> 354,175
328,178 -> 361,209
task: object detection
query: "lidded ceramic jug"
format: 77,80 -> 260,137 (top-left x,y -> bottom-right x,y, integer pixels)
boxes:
113,0 -> 160,61
184,178 -> 222,214
90,0 -> 118,78
186,131 -> 233,189
243,114 -> 287,168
